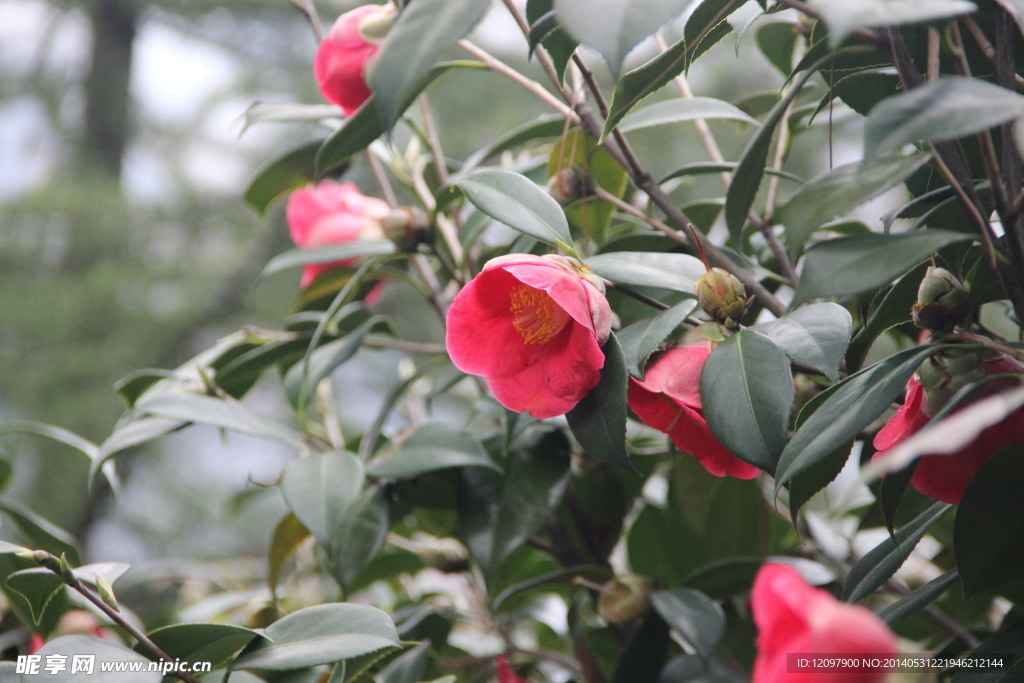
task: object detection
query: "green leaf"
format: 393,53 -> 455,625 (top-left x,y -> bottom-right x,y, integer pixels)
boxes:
367,423 -> 500,478
566,333 -> 633,471
245,141 -> 326,216
775,345 -> 942,490
877,568 -> 959,625
268,512 -> 310,598
459,429 -> 571,578
846,261 -> 929,372
367,0 -> 491,129
145,623 -> 262,669
807,0 -> 976,47
955,443 -> 1024,597
332,485 -> 390,594
617,300 -> 698,379
747,302 -> 852,382
725,52 -> 831,242
618,97 -> 759,133
0,419 -> 117,491
242,102 -> 342,130
757,20 -> 799,75
660,161 -> 804,184
553,0 -> 691,77
864,77 -> 1024,159
452,169 -> 573,249
842,501 -> 951,602
684,0 -> 740,71
5,569 -> 64,625
793,230 -> 973,304
526,0 -> 578,82
281,451 -> 364,549
585,251 -> 705,293
701,331 -> 793,474
778,154 -> 930,259
952,617 -> 1024,682
0,502 -> 80,564
231,603 -> 400,671
317,63 -> 469,174
261,242 -> 396,279
650,588 -> 725,660
463,113 -> 566,172
35,635 -> 162,682
130,393 -> 306,450
284,316 -> 387,409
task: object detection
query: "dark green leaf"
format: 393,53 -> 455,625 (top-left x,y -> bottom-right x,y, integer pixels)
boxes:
684,0 -> 740,71
842,501 -> 951,602
611,612 -> 671,683
317,63 -> 468,174
377,642 -> 430,683
775,345 -> 942,490
877,568 -> 959,625
585,251 -> 705,293
5,569 -> 64,625
245,141 -> 322,216
619,97 -> 759,132
617,301 -> 698,378
463,114 -> 565,172
650,588 -> 725,659
231,603 -> 400,671
660,161 -> 804,184
453,169 -> 573,248
284,316 -> 387,408
778,154 -> 930,259
864,77 -> 1024,159
952,617 -> 1024,682
261,242 -> 396,279
787,440 -> 854,523
808,0 -> 976,47
757,21 -> 799,75
846,261 -> 930,372
566,334 -> 633,471
747,302 -> 852,382
725,52 -> 830,242
955,443 -> 1024,597
367,0 -> 491,128
526,0 -> 578,82
367,423 -> 500,478
553,0 -> 692,76
281,451 -> 364,549
793,230 -> 973,304
701,331 -> 793,474
332,486 -> 390,593
145,623 -> 261,668
0,502 -> 80,564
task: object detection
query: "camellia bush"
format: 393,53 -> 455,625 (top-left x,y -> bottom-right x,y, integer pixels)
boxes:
5,0 -> 1024,681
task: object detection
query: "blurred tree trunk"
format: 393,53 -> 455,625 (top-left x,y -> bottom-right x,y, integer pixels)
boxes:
82,0 -> 139,178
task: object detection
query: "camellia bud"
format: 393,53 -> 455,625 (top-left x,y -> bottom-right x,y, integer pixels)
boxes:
912,266 -> 969,332
597,575 -> 650,624
547,167 -> 590,205
916,349 -> 984,417
356,5 -> 397,43
695,267 -> 748,326
381,207 -> 429,252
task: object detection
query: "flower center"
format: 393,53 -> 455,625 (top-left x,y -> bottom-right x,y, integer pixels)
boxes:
509,285 -> 571,345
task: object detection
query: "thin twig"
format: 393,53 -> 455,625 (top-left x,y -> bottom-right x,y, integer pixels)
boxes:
290,0 -> 323,42
31,552 -> 202,683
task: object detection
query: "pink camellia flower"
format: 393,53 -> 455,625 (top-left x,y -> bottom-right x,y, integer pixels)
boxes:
873,354 -> 1024,504
627,344 -> 759,479
497,655 -> 527,683
314,4 -> 396,115
751,564 -> 897,682
445,254 -> 611,419
286,180 -> 390,288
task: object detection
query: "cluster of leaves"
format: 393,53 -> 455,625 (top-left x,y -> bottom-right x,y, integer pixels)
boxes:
3,0 -> 1024,681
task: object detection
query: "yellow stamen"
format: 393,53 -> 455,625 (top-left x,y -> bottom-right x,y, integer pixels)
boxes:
509,285 -> 570,345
